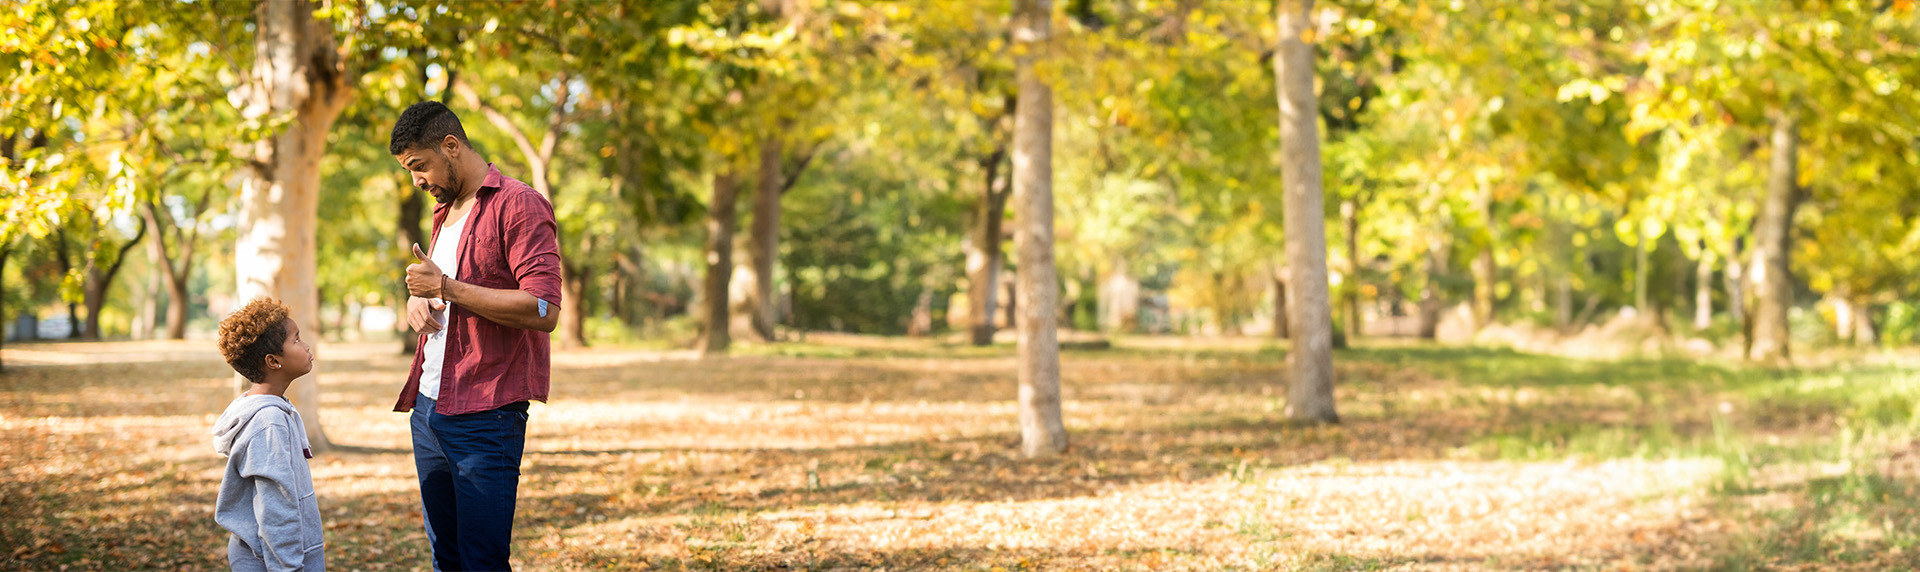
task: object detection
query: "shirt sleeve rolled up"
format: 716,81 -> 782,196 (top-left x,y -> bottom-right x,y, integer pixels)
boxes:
499,189 -> 563,307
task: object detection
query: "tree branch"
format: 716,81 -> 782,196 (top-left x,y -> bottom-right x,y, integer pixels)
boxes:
778,144 -> 819,196
453,76 -> 544,167
537,72 -> 570,163
101,215 -> 149,286
514,26 -> 570,56
141,201 -> 182,286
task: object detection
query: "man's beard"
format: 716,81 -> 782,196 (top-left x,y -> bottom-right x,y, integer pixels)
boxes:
428,172 -> 462,204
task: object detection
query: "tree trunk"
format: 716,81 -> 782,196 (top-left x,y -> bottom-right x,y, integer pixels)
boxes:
1003,270 -> 1018,331
1833,291 -> 1856,344
159,272 -> 186,339
749,134 -> 783,342
397,184 -> 425,354
1725,236 -> 1746,319
56,232 -> 80,340
701,169 -> 739,356
1276,0 -> 1337,423
1854,300 -> 1877,345
1417,236 -> 1447,339
1,141 -> 11,367
0,241 -> 9,371
1694,247 -> 1714,331
908,285 -> 935,337
1271,265 -> 1289,339
142,201 -> 197,340
235,0 -> 352,453
1342,198 -> 1361,341
81,217 -> 146,340
612,241 -> 643,327
1064,271 -> 1085,331
967,149 -> 1010,346
1556,274 -> 1573,333
140,240 -> 161,340
1668,241 -> 1687,333
1100,255 -> 1139,334
626,242 -> 647,326
1748,110 -> 1800,364
559,253 -> 590,348
1012,0 -> 1067,458
335,292 -> 352,339
1472,191 -> 1496,331
555,266 -> 589,349
1634,239 -> 1650,313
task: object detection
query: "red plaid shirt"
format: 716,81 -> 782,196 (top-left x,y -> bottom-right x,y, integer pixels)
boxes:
393,164 -> 562,415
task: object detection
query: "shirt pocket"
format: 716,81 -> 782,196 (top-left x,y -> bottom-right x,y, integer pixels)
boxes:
466,223 -> 509,287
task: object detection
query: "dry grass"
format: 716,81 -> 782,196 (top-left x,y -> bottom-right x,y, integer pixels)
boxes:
2,335 -> 1917,571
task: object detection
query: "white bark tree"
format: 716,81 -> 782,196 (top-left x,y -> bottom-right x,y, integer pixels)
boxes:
1748,109 -> 1800,365
234,0 -> 354,452
1275,0 -> 1338,423
1012,0 -> 1067,457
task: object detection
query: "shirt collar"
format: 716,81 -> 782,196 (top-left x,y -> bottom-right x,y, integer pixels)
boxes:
478,163 -> 505,194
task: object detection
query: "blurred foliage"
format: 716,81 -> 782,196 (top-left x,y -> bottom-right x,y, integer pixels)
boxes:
0,0 -> 1916,345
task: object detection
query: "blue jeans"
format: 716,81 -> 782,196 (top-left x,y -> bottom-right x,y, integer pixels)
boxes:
412,394 -> 529,571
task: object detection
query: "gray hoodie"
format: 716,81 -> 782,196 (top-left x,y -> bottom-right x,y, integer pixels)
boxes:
212,394 -> 326,572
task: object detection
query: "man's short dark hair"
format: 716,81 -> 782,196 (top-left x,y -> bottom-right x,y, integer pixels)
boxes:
389,101 -> 469,155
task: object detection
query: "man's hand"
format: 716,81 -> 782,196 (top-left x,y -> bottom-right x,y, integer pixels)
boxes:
407,243 -> 446,299
407,296 -> 447,335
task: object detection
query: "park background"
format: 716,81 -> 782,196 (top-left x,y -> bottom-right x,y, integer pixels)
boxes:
5,0 -> 1920,570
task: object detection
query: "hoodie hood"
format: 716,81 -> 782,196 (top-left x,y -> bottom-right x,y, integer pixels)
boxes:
212,394 -> 299,457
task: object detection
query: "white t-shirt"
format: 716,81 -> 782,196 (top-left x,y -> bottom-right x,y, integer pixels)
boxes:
418,210 -> 469,400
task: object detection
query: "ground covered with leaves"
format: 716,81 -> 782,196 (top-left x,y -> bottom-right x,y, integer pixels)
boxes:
3,335 -> 1919,571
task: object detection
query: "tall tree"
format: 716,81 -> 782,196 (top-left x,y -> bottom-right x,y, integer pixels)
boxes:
745,132 -> 817,342
968,142 -> 1011,345
453,71 -> 585,348
73,209 -> 146,339
1271,264 -> 1289,339
866,1 -> 1020,344
701,168 -> 740,355
1275,0 -> 1337,423
749,134 -> 784,341
233,0 -> 354,452
141,185 -> 213,340
1012,0 -> 1066,457
1748,109 -> 1799,364
742,0 -> 831,343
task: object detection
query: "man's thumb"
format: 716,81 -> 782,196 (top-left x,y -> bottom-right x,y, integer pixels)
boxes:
412,243 -> 429,262
430,299 -> 446,310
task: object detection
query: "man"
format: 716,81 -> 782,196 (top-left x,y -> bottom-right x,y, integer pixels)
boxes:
389,100 -> 561,571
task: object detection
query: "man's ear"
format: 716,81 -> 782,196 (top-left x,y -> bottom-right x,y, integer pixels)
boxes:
442,135 -> 462,159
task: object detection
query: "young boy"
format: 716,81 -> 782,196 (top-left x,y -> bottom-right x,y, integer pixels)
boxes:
211,298 -> 325,572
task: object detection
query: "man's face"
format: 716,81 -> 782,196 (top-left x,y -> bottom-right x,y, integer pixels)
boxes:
396,140 -> 463,204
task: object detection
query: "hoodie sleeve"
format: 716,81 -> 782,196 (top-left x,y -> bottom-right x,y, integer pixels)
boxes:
235,423 -> 309,572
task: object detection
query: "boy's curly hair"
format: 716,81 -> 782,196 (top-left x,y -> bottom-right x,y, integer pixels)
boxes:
219,298 -> 291,384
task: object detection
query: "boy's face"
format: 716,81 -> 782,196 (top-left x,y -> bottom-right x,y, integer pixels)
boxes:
267,318 -> 316,379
